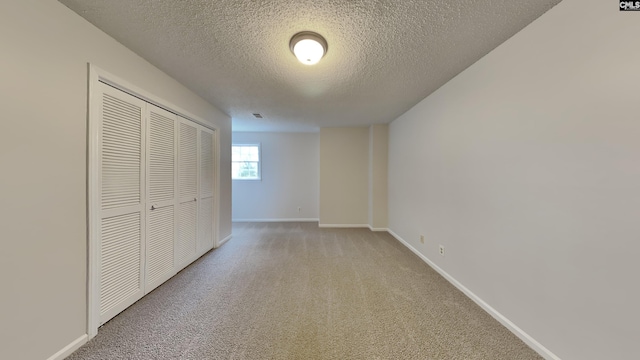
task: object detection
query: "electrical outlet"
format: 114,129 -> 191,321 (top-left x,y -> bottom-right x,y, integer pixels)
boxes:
420,235 -> 425,244
439,245 -> 445,256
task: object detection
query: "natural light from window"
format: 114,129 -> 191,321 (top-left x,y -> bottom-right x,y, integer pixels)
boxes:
232,144 -> 261,180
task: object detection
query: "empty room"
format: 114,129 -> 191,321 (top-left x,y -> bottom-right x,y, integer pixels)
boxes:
1,0 -> 638,359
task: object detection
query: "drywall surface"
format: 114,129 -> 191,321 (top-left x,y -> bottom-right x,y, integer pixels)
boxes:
388,0 -> 640,359
0,1 -> 231,359
319,127 -> 369,226
232,132 -> 319,221
369,124 -> 389,229
218,120 -> 233,242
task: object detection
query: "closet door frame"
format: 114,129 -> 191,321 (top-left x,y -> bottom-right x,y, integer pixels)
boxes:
88,65 -> 220,339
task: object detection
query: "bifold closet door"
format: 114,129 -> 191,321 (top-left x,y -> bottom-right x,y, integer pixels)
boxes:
177,118 -> 198,268
97,82 -> 146,325
198,128 -> 215,254
145,105 -> 177,292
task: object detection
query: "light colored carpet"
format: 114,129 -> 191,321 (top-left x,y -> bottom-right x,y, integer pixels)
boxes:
67,222 -> 542,360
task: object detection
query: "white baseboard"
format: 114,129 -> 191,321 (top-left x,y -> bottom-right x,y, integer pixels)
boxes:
233,218 -> 319,223
318,223 -> 370,228
217,234 -> 232,247
46,334 -> 87,360
234,221 -> 387,232
368,225 -> 389,232
387,229 -> 561,360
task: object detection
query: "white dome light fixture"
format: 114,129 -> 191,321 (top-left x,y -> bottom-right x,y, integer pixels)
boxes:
290,31 -> 328,65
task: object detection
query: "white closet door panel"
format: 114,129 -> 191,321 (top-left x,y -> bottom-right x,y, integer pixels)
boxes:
97,83 -> 146,325
91,74 -> 220,336
145,104 -> 177,291
177,201 -> 197,266
146,205 -> 175,290
179,122 -> 198,200
198,128 -> 215,254
198,197 -> 214,254
177,119 -> 199,267
148,106 -> 175,204
101,91 -> 142,210
99,212 -> 144,322
200,130 -> 214,198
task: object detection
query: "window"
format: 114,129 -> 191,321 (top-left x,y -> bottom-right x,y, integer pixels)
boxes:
232,144 -> 261,180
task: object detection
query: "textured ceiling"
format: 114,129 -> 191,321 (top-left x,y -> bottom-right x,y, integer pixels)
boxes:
59,0 -> 561,132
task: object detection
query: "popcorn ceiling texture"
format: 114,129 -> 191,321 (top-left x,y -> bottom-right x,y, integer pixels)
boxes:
60,0 -> 560,132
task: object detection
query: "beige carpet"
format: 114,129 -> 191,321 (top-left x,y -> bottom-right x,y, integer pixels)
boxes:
68,222 -> 542,360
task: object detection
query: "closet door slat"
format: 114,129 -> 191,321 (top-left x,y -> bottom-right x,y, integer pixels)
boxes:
97,83 -> 146,325
145,105 -> 177,291
101,93 -> 142,210
198,129 -> 215,253
93,80 -> 218,330
177,119 -> 198,267
146,205 -> 174,288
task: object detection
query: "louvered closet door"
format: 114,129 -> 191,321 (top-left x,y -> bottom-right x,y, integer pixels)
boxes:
145,105 -> 177,292
198,128 -> 215,254
97,83 -> 146,325
177,118 -> 198,268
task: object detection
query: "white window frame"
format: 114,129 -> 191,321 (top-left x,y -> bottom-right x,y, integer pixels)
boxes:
232,143 -> 261,180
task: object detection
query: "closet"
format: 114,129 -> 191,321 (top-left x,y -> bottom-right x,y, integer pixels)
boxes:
94,81 -> 216,326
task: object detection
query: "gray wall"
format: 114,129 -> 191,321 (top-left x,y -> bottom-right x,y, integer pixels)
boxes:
231,129 -> 388,228
319,127 -> 370,226
232,132 -> 319,221
388,0 -> 640,359
368,125 -> 389,230
0,1 -> 231,359
318,126 -> 389,229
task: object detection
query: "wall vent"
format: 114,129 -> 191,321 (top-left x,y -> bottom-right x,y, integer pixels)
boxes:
252,113 -> 263,119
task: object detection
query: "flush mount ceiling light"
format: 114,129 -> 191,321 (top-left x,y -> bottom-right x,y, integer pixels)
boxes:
289,31 -> 328,65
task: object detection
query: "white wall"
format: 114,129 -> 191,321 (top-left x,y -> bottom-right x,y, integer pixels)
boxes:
319,127 -> 370,226
388,1 -> 640,359
232,132 -> 319,221
0,1 -> 232,359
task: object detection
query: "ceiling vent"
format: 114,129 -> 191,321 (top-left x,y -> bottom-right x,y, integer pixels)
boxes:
252,113 -> 263,119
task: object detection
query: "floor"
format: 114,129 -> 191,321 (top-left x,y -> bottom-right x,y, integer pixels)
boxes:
67,222 -> 542,359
